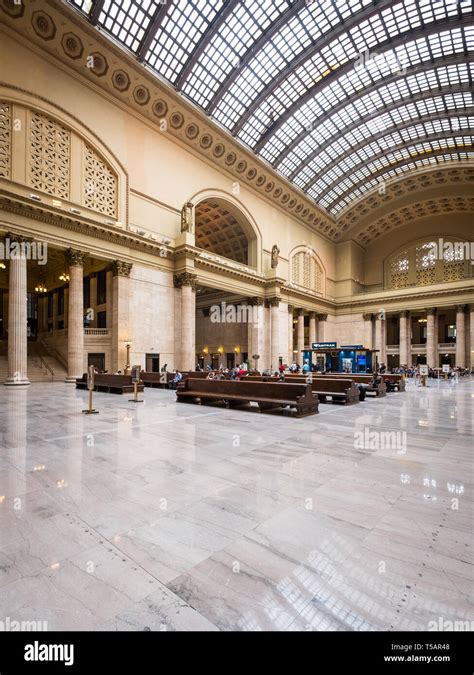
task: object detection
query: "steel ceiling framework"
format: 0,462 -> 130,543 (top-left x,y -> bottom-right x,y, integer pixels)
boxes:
68,0 -> 474,216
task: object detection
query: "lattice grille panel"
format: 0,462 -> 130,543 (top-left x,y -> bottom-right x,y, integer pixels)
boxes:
292,251 -> 323,293
83,145 -> 117,217
29,112 -> 70,199
416,268 -> 436,285
443,261 -> 465,282
0,102 -> 11,179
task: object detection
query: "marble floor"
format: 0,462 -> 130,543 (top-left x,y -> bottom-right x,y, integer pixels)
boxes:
0,378 -> 472,631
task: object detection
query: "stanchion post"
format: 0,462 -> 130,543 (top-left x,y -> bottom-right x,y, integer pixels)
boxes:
82,365 -> 99,414
129,365 -> 144,403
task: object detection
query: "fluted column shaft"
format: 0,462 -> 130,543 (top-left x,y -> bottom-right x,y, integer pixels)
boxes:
5,252 -> 30,385
66,251 -> 85,382
297,309 -> 304,364
426,309 -> 437,368
456,305 -> 466,368
399,311 -> 408,366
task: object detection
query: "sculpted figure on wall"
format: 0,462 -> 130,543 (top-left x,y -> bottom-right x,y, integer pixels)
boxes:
181,201 -> 194,233
271,244 -> 280,268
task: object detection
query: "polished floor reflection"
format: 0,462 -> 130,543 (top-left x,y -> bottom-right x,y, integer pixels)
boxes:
0,378 -> 472,631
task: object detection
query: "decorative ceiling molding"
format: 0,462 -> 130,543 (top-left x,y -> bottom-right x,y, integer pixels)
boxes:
195,199 -> 249,265
337,165 -> 474,240
0,0 -> 336,239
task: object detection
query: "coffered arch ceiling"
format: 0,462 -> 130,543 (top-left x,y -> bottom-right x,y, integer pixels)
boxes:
195,198 -> 250,265
68,0 -> 473,232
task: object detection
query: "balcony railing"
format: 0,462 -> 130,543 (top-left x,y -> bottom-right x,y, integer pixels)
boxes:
84,328 -> 109,336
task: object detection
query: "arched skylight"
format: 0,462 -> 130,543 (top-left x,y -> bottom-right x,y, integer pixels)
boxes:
68,0 -> 474,216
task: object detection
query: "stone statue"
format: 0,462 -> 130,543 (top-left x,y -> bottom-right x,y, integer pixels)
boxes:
271,244 -> 280,268
181,201 -> 194,233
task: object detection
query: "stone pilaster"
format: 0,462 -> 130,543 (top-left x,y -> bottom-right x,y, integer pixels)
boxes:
65,249 -> 86,382
5,246 -> 30,386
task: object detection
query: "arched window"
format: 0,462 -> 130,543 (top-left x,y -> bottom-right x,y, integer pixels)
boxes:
291,250 -> 324,294
387,238 -> 472,289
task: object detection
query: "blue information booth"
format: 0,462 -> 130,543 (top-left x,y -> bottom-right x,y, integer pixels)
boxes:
302,343 -> 379,373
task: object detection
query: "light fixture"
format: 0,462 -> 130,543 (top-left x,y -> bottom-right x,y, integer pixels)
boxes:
35,282 -> 47,293
418,318 -> 427,323
234,346 -> 240,353
59,272 -> 70,282
203,347 -> 209,354
217,346 -> 223,354
0,262 -> 5,269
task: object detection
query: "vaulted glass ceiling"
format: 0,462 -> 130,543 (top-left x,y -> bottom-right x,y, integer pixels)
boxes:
68,0 -> 474,216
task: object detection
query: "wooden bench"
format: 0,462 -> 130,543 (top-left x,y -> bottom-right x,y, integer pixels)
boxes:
176,378 -> 318,417
243,374 -> 362,404
309,373 -> 387,397
140,371 -> 167,388
76,374 -> 144,394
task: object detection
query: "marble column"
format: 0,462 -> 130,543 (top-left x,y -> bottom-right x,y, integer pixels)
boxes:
399,310 -> 409,366
247,297 -> 264,370
174,272 -> 197,371
362,313 -> 373,350
65,249 -> 86,382
456,304 -> 466,368
89,273 -> 97,327
317,313 -> 328,342
426,308 -> 437,368
470,305 -> 474,370
308,311 -> 317,348
375,314 -> 383,370
296,308 -> 304,364
288,305 -> 294,365
112,260 -> 133,373
406,312 -> 412,366
268,298 -> 280,372
106,270 -> 113,329
5,244 -> 30,386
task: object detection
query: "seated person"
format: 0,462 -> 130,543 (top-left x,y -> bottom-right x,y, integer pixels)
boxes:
170,370 -> 183,389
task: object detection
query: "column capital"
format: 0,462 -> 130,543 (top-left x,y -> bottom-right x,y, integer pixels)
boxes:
247,297 -> 264,306
65,249 -> 86,267
362,313 -> 373,321
112,260 -> 133,277
317,313 -> 328,321
5,232 -> 31,245
287,304 -> 294,313
399,310 -> 409,318
426,307 -> 437,316
297,308 -> 305,316
456,304 -> 467,313
308,311 -> 317,319
173,271 -> 197,290
265,297 -> 280,308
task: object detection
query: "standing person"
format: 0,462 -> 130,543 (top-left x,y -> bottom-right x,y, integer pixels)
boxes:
278,363 -> 285,375
302,360 -> 310,374
161,363 -> 168,373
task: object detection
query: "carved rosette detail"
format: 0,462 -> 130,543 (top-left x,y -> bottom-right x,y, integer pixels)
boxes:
65,248 -> 86,267
112,260 -> 132,277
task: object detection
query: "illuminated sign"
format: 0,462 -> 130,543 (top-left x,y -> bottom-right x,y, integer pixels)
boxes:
311,342 -> 337,349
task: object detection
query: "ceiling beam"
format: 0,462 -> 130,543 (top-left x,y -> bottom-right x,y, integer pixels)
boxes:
275,54 -> 471,171
205,0 -> 309,115
137,0 -> 177,62
301,106 -> 474,194
250,15 -> 474,152
323,140 -> 474,213
89,0 -> 105,26
175,0 -> 241,91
